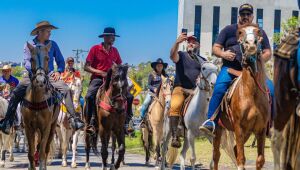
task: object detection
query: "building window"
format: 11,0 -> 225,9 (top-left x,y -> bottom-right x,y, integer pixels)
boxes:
274,10 -> 281,34
293,10 -> 299,18
212,6 -> 220,45
231,7 -> 238,24
257,9 -> 263,28
194,5 -> 202,43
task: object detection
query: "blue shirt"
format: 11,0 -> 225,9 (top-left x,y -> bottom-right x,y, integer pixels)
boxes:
0,75 -> 19,89
215,24 -> 271,70
24,37 -> 65,74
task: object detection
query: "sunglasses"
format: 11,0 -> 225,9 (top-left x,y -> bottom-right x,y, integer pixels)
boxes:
240,12 -> 252,17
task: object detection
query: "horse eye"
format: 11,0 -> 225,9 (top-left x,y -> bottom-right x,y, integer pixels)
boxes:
203,68 -> 206,70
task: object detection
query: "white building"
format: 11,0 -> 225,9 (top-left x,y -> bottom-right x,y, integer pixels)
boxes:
177,0 -> 299,57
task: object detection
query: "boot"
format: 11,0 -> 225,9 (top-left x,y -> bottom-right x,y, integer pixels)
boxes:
86,115 -> 97,135
169,116 -> 181,148
68,113 -> 84,131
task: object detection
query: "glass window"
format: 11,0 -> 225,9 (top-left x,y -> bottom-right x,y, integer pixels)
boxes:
194,5 -> 202,43
257,9 -> 263,28
231,7 -> 238,24
274,10 -> 281,34
293,10 -> 299,18
212,6 -> 220,45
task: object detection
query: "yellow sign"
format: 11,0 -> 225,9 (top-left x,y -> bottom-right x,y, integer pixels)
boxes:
129,78 -> 142,97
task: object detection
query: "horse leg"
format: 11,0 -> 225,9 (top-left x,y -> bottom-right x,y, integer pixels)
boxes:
45,122 -> 58,166
25,127 -> 36,170
9,132 -> 14,162
141,127 -> 150,165
188,130 -> 196,170
39,126 -> 51,170
100,130 -> 110,170
212,127 -> 222,170
111,134 -> 116,165
61,126 -> 69,167
179,133 -> 189,170
251,136 -> 257,148
271,128 -> 283,170
55,126 -> 63,159
234,126 -> 246,170
161,120 -> 171,170
71,130 -> 79,168
114,130 -> 125,170
84,132 -> 91,170
256,130 -> 266,170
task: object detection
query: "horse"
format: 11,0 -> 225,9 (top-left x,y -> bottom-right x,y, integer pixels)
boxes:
271,30 -> 300,169
140,76 -> 173,167
212,24 -> 270,170
179,61 -> 218,170
159,60 -> 218,170
56,76 -> 83,168
21,42 -> 60,170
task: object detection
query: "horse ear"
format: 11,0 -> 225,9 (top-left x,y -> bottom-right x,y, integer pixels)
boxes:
27,42 -> 35,52
45,42 -> 52,52
161,75 -> 166,82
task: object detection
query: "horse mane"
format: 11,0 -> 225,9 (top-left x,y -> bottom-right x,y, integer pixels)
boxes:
104,69 -> 113,91
156,83 -> 162,97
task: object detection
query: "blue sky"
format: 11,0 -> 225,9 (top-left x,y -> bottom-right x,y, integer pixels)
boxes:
0,0 -> 178,65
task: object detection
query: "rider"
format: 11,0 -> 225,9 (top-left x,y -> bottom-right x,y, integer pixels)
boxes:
200,3 -> 274,136
0,65 -> 19,91
140,58 -> 168,127
61,57 -> 81,84
169,32 -> 206,148
0,21 -> 84,134
84,27 -> 133,133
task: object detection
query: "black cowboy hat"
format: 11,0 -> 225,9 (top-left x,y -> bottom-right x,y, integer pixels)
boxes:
98,27 -> 120,38
151,58 -> 168,69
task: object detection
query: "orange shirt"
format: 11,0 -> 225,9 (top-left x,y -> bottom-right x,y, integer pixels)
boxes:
61,70 -> 81,84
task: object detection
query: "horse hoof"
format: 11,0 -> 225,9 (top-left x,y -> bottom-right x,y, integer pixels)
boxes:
0,164 -> 4,168
110,165 -> 116,170
71,162 -> 77,168
122,161 -> 126,165
9,156 -> 14,162
62,161 -> 67,167
145,161 -> 150,166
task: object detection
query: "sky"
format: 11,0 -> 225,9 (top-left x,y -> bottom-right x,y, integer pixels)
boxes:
0,0 -> 178,65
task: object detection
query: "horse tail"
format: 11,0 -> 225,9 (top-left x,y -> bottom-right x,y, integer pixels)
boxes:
220,129 -> 237,166
140,126 -> 153,153
166,146 -> 178,167
89,132 -> 100,158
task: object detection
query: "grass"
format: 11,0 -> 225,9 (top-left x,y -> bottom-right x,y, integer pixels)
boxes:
125,131 -> 274,169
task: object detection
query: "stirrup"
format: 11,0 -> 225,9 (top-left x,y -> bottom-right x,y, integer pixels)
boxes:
201,119 -> 216,133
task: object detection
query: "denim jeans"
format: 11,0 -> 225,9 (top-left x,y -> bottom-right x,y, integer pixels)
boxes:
140,93 -> 152,118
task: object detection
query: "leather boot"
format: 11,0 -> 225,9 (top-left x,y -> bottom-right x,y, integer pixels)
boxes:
169,116 -> 181,148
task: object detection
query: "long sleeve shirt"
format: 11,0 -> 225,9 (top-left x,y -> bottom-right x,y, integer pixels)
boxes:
24,37 -> 65,75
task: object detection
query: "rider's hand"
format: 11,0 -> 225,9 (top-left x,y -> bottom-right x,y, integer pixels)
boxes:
175,33 -> 188,44
96,71 -> 107,77
51,72 -> 61,82
222,50 -> 236,61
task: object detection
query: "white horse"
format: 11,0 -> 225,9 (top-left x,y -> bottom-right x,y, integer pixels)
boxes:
0,86 -> 16,167
56,77 -> 83,168
179,61 -> 218,170
160,61 -> 218,170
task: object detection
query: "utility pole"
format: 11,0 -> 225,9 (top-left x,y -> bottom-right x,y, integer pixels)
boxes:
72,49 -> 88,69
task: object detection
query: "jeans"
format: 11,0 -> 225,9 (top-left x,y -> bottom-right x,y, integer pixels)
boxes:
140,93 -> 152,118
84,78 -> 103,117
207,66 -> 275,120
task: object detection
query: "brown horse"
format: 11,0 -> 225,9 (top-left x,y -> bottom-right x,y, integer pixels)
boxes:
271,30 -> 300,169
21,42 -> 60,170
212,24 -> 270,170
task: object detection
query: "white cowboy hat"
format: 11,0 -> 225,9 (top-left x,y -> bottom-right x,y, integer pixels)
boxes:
1,65 -> 12,70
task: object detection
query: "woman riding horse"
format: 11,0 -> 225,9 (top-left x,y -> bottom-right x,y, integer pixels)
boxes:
140,58 -> 168,127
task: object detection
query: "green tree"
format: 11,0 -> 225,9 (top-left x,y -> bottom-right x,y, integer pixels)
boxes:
273,16 -> 299,45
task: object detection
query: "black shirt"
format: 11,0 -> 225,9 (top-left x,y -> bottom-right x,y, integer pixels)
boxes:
215,24 -> 271,70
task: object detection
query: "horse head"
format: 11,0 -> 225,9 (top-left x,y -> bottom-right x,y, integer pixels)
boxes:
69,77 -> 83,112
161,76 -> 173,110
198,61 -> 218,92
27,42 -> 51,89
237,24 -> 263,63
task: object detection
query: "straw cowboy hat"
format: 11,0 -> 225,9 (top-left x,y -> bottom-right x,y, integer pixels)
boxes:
98,27 -> 120,38
1,65 -> 12,70
151,58 -> 168,69
30,21 -> 58,36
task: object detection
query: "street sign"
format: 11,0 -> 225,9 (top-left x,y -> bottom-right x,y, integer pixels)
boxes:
129,77 -> 142,97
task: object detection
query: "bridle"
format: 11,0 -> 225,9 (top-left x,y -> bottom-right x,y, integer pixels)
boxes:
199,61 -> 218,92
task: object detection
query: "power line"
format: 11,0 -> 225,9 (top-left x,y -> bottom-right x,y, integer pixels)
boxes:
72,49 -> 88,63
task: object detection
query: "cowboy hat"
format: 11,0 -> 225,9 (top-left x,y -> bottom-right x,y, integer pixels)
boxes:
151,58 -> 168,69
30,21 -> 58,36
1,65 -> 12,70
187,32 -> 198,42
98,27 -> 120,38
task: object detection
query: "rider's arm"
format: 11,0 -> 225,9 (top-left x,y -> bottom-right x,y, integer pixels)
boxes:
260,30 -> 272,62
23,43 -> 32,74
52,41 -> 65,73
170,33 -> 187,63
212,44 -> 225,58
84,62 -> 107,77
148,74 -> 156,92
114,48 -> 122,64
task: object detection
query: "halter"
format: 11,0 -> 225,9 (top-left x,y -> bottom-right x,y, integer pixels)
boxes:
199,61 -> 218,91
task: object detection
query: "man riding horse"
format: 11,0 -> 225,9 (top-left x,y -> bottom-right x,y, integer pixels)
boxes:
84,27 -> 133,134
200,3 -> 274,136
140,58 -> 168,128
0,21 -> 84,134
169,32 -> 207,148
0,65 -> 19,98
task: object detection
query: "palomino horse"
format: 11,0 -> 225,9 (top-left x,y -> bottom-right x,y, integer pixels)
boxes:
21,42 -> 60,170
141,76 -> 173,167
179,61 -> 218,170
212,24 -> 270,170
271,30 -> 300,169
160,60 -> 218,170
56,76 -> 83,168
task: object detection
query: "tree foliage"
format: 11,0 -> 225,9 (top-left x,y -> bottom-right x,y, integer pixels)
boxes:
273,16 -> 299,45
